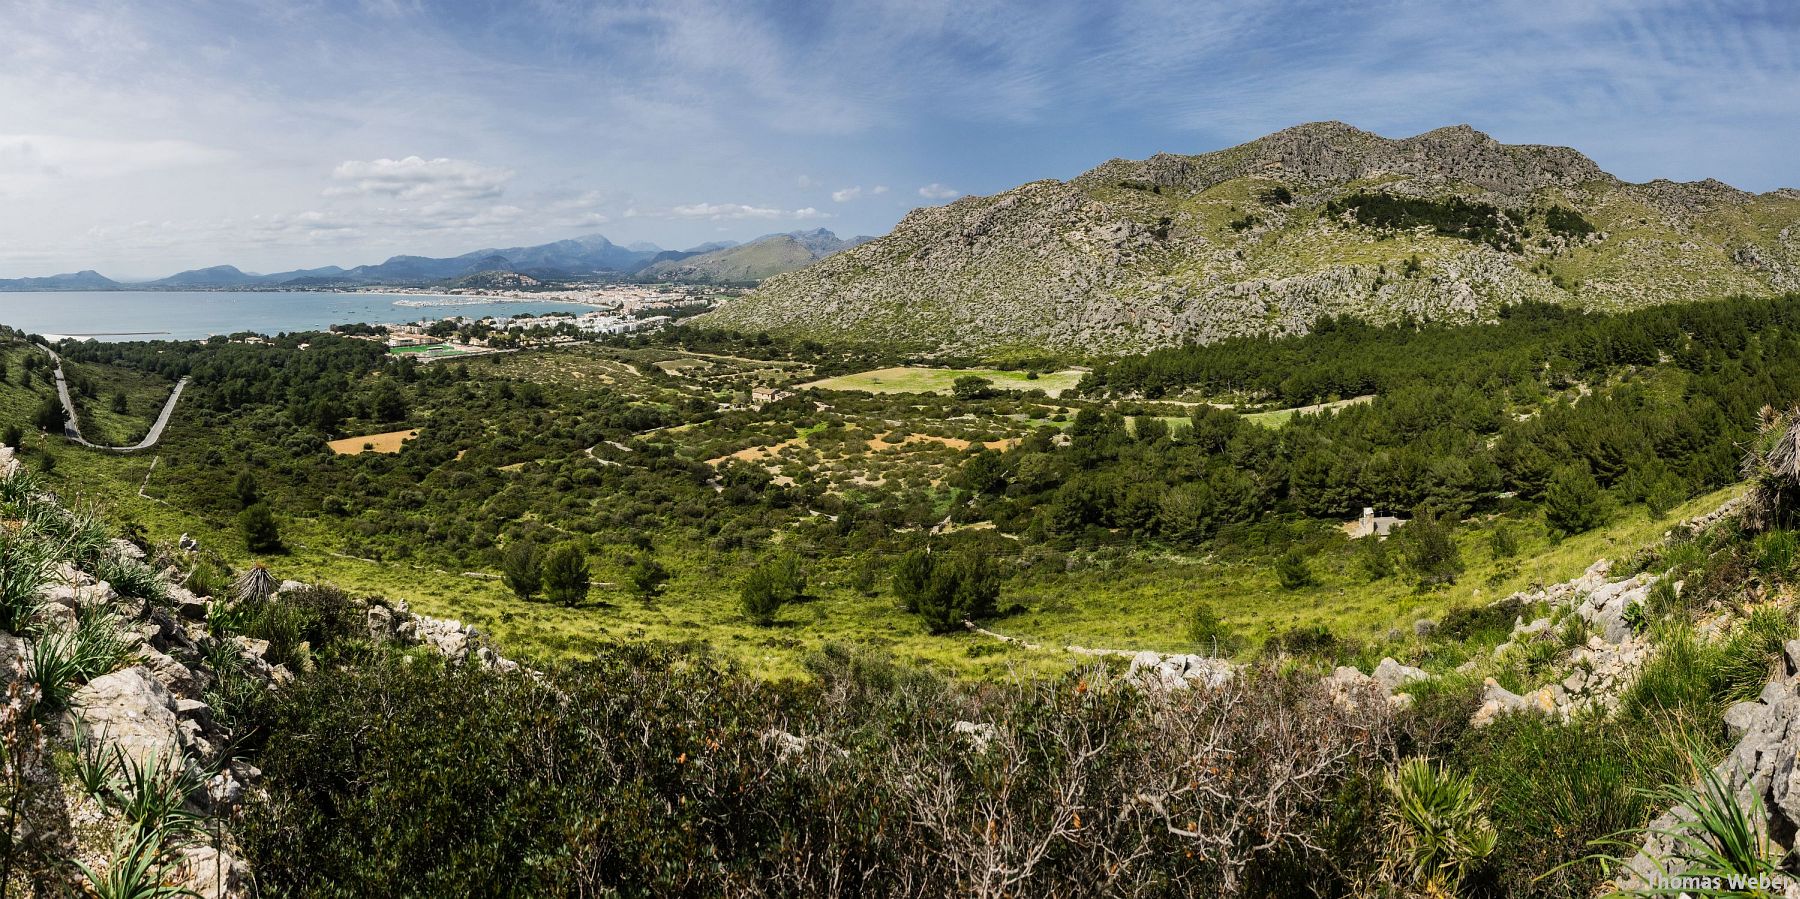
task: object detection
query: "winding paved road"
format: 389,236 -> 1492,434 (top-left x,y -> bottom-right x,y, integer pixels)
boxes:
41,346 -> 189,452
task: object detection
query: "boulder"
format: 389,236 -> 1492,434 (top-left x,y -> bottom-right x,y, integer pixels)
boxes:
1512,617 -> 1553,640
140,647 -> 201,699
1725,701 -> 1767,742
1372,657 -> 1429,693
173,845 -> 250,899
168,585 -> 210,621
1471,679 -> 1530,728
109,539 -> 146,562
0,633 -> 28,683
762,728 -> 810,761
72,666 -> 184,771
367,604 -> 396,643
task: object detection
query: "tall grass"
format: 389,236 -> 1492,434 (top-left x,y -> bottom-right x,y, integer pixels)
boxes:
1631,749 -> 1784,896
0,533 -> 52,634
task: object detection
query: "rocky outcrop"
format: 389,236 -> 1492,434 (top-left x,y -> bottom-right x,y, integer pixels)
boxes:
1468,561 -> 1659,728
1126,650 -> 1234,690
71,667 -> 185,771
1621,640 -> 1800,890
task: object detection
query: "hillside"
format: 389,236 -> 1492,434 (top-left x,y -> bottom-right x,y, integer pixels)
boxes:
702,122 -> 1800,354
638,228 -> 871,283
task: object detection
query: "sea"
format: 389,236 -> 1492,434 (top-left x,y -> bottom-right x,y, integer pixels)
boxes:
0,291 -> 599,342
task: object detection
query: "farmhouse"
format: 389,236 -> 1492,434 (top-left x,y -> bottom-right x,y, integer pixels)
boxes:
751,386 -> 794,406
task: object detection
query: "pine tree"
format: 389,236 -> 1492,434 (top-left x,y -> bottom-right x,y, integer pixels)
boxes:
501,543 -> 542,601
1544,464 -> 1608,535
542,545 -> 592,607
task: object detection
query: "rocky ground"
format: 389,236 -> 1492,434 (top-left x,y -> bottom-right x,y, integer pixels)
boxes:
0,444 -> 516,896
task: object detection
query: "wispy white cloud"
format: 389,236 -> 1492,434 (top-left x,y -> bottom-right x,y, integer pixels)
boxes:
0,133 -> 228,190
667,202 -> 831,221
327,156 -> 513,201
917,183 -> 959,200
831,186 -> 862,202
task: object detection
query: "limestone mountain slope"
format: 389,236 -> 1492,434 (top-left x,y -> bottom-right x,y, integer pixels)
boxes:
701,122 -> 1800,354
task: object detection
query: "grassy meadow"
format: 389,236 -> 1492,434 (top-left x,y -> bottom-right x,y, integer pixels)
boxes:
800,365 -> 1086,397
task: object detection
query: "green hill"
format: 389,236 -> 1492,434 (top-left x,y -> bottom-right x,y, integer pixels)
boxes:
638,228 -> 869,283
701,122 -> 1800,354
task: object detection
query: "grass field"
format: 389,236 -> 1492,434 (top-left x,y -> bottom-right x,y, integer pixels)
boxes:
1241,394 -> 1375,429
801,366 -> 1087,398
327,429 -> 419,455
26,431 -> 1738,680
62,358 -> 175,446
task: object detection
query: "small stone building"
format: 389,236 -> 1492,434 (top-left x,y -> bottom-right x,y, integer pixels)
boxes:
1343,506 -> 1405,540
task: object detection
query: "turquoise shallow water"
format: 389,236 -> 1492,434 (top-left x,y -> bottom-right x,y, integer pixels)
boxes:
0,291 -> 593,341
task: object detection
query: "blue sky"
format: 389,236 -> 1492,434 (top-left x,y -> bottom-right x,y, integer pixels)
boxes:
1,0 -> 1795,277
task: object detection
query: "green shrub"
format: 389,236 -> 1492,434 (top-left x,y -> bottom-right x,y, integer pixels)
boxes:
26,629 -> 85,715
95,555 -> 168,605
501,542 -> 542,601
239,503 -> 284,554
0,533 -> 52,633
1436,595 -> 1525,643
1381,759 -> 1496,894
1359,536 -> 1395,581
1275,548 -> 1316,590
1185,602 -> 1241,656
1754,529 -> 1798,578
1396,510 -> 1464,587
1490,525 -> 1519,560
1263,624 -> 1339,658
892,546 -> 1000,634
1458,715 -> 1685,896
740,553 -> 806,626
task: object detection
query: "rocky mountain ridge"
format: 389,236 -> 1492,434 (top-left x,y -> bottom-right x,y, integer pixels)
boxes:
703,122 -> 1800,354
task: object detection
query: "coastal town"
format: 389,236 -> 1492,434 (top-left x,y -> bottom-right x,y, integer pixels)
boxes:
358,282 -> 719,362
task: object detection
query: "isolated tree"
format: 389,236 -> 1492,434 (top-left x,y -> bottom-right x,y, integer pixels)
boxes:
626,553 -> 669,601
951,375 -> 992,401
739,553 -> 806,626
1,424 -> 21,448
541,545 -> 592,607
110,391 -> 129,415
233,471 -> 262,509
1275,548 -> 1317,590
239,503 -> 284,554
501,543 -> 542,601
892,546 -> 999,634
1543,463 -> 1608,536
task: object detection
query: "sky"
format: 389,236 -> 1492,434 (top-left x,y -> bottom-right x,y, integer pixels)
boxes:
1,0 -> 1796,279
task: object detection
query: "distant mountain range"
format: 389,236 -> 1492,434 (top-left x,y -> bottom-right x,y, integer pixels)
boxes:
0,230 -> 869,291
701,122 -> 1800,354
637,228 -> 874,283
